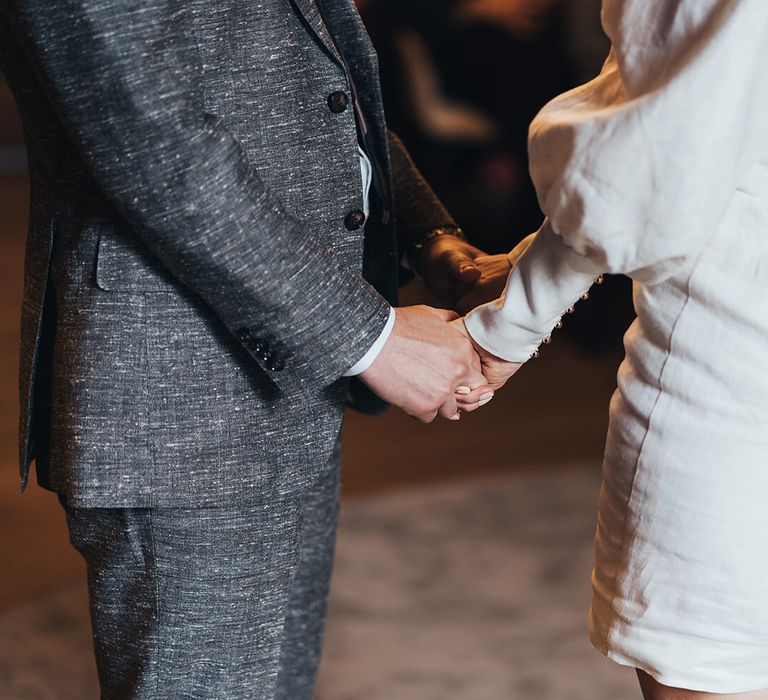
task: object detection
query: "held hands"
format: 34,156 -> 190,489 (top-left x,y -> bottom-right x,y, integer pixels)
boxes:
452,319 -> 523,392
359,306 -> 493,422
419,235 -> 524,386
369,233 -> 526,420
408,234 -> 526,414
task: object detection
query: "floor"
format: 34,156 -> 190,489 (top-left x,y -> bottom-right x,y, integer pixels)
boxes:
0,469 -> 639,699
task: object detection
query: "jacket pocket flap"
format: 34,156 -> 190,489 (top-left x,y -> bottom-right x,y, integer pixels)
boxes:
96,233 -> 179,292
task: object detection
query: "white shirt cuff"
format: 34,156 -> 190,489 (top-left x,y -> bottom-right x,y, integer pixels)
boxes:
344,306 -> 396,377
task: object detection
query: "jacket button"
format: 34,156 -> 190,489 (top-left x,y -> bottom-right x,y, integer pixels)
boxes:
269,358 -> 285,372
328,91 -> 349,113
237,327 -> 251,341
344,209 -> 366,231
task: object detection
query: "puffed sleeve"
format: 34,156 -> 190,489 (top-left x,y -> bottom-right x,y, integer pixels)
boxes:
464,0 -> 768,362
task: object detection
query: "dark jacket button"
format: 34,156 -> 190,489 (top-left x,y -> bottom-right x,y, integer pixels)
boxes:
237,327 -> 251,341
344,209 -> 366,231
269,358 -> 285,372
328,91 -> 349,113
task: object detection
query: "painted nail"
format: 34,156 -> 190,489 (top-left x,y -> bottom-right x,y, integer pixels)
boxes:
456,386 -> 471,395
478,393 -> 494,407
450,413 -> 461,421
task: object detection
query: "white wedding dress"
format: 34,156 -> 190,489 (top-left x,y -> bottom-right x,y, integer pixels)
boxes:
464,0 -> 768,692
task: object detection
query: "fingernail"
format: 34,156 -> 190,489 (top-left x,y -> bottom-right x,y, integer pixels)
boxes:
456,386 -> 471,395
478,393 -> 494,406
450,413 -> 461,421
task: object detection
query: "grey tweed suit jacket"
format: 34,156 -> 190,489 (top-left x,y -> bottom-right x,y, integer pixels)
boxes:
0,0 -> 456,507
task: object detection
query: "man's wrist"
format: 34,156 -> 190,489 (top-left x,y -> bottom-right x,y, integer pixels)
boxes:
406,225 -> 466,276
343,307 -> 396,377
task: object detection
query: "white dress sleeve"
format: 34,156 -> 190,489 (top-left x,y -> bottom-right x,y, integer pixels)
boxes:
465,0 -> 768,362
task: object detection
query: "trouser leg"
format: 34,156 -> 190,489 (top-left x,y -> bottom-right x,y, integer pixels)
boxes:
274,457 -> 341,700
62,496 -> 303,699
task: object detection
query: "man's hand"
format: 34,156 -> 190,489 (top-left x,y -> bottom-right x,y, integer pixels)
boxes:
359,306 -> 491,423
418,235 -> 485,308
454,236 -> 534,314
418,237 -> 518,315
454,253 -> 512,315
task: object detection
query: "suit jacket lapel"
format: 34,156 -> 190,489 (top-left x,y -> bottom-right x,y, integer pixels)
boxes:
290,0 -> 344,67
317,1 -> 389,172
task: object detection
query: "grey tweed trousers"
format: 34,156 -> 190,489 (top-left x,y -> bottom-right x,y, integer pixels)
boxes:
61,452 -> 341,700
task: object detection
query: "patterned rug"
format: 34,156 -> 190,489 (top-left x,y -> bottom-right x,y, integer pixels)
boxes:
0,468 -> 638,699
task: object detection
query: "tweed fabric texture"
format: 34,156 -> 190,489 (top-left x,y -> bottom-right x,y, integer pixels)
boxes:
0,0 -> 455,506
62,460 -> 340,700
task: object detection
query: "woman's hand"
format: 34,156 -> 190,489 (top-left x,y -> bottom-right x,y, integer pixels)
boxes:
451,319 -> 524,412
455,236 -> 535,315
470,340 -> 523,391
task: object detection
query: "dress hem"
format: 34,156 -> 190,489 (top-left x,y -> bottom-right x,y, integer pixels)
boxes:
589,631 -> 768,695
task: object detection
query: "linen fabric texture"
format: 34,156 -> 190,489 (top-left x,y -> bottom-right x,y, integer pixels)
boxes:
0,0 -> 457,507
465,0 -> 768,692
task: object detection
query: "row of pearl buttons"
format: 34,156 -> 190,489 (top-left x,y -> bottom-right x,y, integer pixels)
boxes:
528,275 -> 604,360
